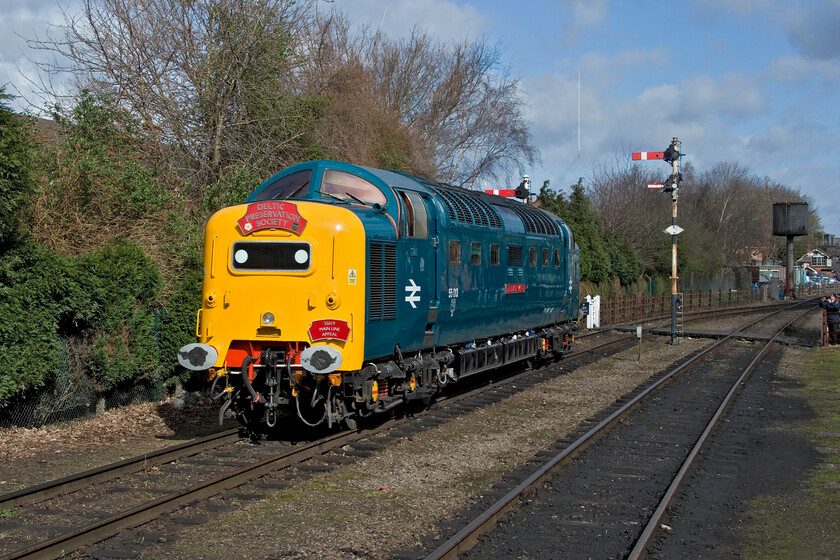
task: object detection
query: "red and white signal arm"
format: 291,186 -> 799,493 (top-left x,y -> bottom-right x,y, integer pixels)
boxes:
484,189 -> 516,197
632,151 -> 666,161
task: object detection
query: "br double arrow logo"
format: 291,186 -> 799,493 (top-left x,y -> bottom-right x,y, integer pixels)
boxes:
405,279 -> 421,308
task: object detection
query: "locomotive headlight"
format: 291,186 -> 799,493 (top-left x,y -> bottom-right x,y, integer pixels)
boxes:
261,312 -> 275,326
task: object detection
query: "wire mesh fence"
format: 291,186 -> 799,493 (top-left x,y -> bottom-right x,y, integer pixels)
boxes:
0,338 -> 164,429
589,284 -> 834,328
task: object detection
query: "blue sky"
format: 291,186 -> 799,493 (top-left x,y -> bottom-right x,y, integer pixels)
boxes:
2,0 -> 839,235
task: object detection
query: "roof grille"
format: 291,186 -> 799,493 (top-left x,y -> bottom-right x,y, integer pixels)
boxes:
416,178 -> 501,228
508,204 -> 559,235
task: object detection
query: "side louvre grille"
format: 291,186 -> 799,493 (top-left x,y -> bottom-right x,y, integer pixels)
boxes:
369,242 -> 397,321
508,244 -> 523,266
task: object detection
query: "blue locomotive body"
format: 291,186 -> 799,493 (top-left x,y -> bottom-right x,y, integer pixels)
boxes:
352,165 -> 580,363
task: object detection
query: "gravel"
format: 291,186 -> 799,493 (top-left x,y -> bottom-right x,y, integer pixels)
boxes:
135,335 -> 711,560
1,307 -> 824,559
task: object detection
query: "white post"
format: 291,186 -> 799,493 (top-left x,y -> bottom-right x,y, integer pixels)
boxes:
585,295 -> 601,329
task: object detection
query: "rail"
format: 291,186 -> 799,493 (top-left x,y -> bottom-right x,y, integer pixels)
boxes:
424,300 -> 815,560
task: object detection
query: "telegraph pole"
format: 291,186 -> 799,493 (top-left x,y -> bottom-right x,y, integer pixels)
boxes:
633,137 -> 683,345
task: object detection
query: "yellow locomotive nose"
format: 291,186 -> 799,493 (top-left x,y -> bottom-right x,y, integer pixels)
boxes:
197,200 -> 366,374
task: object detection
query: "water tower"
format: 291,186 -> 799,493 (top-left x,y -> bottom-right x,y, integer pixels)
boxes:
772,202 -> 808,298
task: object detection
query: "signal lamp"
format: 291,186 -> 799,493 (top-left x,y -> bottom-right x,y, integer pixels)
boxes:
261,312 -> 275,326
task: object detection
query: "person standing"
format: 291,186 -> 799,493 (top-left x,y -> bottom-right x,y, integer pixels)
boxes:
820,293 -> 840,344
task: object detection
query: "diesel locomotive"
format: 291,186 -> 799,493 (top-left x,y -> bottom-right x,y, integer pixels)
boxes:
178,160 -> 580,431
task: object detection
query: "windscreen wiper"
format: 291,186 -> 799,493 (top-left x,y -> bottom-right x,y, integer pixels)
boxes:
277,180 -> 309,200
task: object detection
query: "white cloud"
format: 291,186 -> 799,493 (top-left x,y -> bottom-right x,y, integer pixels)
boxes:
332,0 -> 489,41
678,73 -> 766,119
766,54 -> 840,83
686,0 -> 785,20
559,0 -> 608,43
0,0 -> 77,110
783,0 -> 840,60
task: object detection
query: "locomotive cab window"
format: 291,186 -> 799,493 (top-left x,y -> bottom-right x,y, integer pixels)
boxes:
449,240 -> 461,264
252,169 -> 312,201
470,242 -> 481,265
529,247 -> 537,267
320,169 -> 387,205
490,244 -> 500,266
398,191 -> 429,238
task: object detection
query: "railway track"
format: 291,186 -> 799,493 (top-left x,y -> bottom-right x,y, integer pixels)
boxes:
0,300 -> 815,559
424,300 -> 817,559
0,429 -> 242,510
0,327 -> 637,560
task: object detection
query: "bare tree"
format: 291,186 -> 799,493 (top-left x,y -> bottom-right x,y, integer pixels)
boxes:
31,0 -> 317,195
587,161 -> 672,271
371,29 -> 539,187
32,1 -> 538,193
306,15 -> 539,186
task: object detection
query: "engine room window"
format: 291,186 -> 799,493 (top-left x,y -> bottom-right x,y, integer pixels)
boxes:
508,244 -> 522,266
398,191 -> 429,238
320,169 -> 387,205
554,249 -> 561,267
449,240 -> 461,264
529,247 -> 537,267
470,242 -> 481,265
490,244 -> 500,266
542,248 -> 550,267
252,169 -> 312,201
231,241 -> 311,271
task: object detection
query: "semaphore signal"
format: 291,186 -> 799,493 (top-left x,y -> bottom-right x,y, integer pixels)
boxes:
633,136 -> 684,345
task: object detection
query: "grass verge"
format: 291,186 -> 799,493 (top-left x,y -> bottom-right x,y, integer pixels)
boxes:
744,346 -> 840,559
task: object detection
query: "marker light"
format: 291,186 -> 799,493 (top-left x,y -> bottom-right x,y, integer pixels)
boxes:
261,312 -> 275,326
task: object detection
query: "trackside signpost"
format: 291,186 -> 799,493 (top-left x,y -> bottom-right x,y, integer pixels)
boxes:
633,137 -> 683,345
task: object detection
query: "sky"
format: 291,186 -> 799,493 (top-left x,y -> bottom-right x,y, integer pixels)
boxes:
2,0 -> 839,235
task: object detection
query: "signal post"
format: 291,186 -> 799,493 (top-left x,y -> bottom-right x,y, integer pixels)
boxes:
633,137 -> 683,344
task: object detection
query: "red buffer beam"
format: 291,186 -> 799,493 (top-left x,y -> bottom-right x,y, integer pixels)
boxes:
632,151 -> 665,161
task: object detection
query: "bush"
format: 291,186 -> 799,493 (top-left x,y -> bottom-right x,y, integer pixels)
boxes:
0,89 -> 36,249
74,239 -> 163,388
0,238 -> 166,407
0,242 -> 72,406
